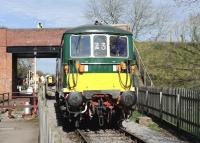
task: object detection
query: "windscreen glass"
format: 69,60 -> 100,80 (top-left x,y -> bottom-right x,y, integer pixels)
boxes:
71,35 -> 91,57
93,35 -> 107,57
70,35 -> 128,58
110,36 -> 127,57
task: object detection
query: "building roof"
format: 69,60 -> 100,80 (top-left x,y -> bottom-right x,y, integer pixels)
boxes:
65,24 -> 132,35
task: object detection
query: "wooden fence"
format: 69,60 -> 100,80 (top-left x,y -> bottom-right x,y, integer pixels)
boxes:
137,87 -> 200,140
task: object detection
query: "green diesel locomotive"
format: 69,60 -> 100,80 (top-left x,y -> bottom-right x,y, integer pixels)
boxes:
56,24 -> 137,127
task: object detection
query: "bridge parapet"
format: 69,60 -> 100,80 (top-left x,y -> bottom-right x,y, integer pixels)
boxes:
7,28 -> 67,47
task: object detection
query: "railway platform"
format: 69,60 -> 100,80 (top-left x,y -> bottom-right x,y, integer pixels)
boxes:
0,120 -> 38,143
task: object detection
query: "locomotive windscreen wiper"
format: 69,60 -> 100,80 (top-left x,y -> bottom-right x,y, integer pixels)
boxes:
75,35 -> 82,56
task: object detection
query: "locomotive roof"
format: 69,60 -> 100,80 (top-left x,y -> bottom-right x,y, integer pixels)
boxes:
65,24 -> 132,35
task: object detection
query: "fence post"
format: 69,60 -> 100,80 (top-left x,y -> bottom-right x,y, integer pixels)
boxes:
198,91 -> 200,137
145,90 -> 149,113
138,55 -> 141,72
7,93 -> 9,105
176,94 -> 180,134
159,92 -> 163,120
136,87 -> 139,110
144,72 -> 146,86
2,93 -> 4,106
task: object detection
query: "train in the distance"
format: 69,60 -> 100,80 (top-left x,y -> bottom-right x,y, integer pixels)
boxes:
55,24 -> 137,128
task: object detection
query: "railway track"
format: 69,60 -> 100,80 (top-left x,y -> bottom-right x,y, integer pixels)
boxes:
54,102 -> 146,143
74,128 -> 146,143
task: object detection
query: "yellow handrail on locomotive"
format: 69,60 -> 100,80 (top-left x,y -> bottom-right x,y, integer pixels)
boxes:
66,60 -> 79,90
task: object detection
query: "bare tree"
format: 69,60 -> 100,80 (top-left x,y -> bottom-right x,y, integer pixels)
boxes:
175,0 -> 199,4
125,0 -> 152,39
85,0 -> 169,40
85,0 -> 125,24
174,0 -> 200,8
17,58 -> 33,78
189,13 -> 200,42
171,20 -> 189,42
149,7 -> 170,41
126,0 -> 169,40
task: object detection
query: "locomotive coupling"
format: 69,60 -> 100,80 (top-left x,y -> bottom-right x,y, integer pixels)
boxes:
120,91 -> 137,107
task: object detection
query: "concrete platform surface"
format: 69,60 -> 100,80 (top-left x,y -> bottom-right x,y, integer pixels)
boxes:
123,121 -> 189,143
0,120 -> 39,143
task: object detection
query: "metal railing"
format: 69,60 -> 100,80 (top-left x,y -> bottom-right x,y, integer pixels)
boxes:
0,92 -> 10,107
134,43 -> 153,87
0,92 -> 38,114
136,86 -> 200,140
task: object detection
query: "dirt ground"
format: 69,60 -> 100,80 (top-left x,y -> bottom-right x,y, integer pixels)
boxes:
0,97 -> 39,143
0,118 -> 39,143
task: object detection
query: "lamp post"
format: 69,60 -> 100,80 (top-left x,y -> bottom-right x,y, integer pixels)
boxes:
34,52 -> 37,92
33,51 -> 37,115
28,65 -> 31,87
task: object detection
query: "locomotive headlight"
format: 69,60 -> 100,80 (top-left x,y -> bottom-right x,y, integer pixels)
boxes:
64,65 -> 69,73
116,65 -> 121,72
75,61 -> 80,70
120,62 -> 127,70
79,65 -> 88,73
117,62 -> 127,71
79,65 -> 85,73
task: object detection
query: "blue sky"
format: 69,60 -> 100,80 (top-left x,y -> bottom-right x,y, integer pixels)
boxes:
1,0 -> 197,29
1,0 -> 199,74
0,0 -> 88,28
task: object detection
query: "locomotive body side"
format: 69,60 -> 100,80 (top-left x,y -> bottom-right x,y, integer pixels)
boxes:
56,25 -> 137,127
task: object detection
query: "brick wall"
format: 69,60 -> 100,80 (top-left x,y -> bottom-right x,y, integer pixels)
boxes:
7,28 -> 66,46
0,28 -> 12,93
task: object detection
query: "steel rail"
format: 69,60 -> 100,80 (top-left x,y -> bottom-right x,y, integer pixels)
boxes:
76,129 -> 91,143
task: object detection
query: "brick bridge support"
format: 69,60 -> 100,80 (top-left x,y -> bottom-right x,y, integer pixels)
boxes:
0,28 -> 66,94
0,28 -> 12,94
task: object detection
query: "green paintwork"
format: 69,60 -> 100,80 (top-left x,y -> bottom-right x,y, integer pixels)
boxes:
65,25 -> 132,35
61,25 -> 136,88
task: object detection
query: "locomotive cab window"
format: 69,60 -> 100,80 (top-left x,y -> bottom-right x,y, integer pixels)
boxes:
93,35 -> 107,57
71,35 -> 91,57
110,36 -> 127,57
70,34 -> 128,58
